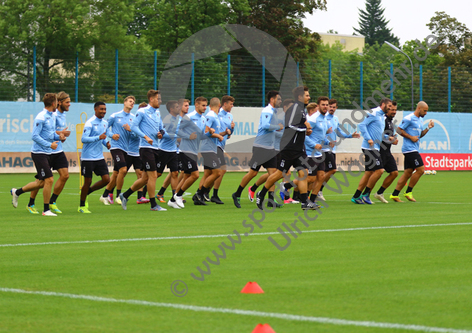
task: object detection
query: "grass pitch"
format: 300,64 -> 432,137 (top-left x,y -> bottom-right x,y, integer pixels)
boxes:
1,171 -> 471,332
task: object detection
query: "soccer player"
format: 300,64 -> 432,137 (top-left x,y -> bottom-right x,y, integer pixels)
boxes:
197,97 -> 228,204
390,101 -> 434,202
11,93 -> 67,216
256,86 -> 318,210
119,90 -> 166,211
78,102 -> 111,213
211,95 -> 235,203
318,98 -> 360,201
27,91 -> 71,214
351,98 -> 392,204
373,101 -> 399,203
173,97 -> 212,207
100,96 -> 136,206
232,91 -> 282,208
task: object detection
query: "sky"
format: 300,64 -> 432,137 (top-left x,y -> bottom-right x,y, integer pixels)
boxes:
302,0 -> 471,45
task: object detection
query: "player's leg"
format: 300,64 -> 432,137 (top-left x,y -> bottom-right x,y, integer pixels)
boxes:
27,189 -> 40,214
391,169 -> 413,202
78,161 -> 93,213
374,152 -> 398,203
156,172 -> 172,203
232,168 -> 259,208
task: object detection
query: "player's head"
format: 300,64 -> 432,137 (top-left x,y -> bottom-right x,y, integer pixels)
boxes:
267,90 -> 282,108
386,100 -> 397,119
328,98 -> 338,115
195,96 -> 208,114
166,100 -> 179,116
317,96 -> 329,115
306,103 -> 318,115
178,98 -> 190,115
94,101 -> 107,119
43,93 -> 57,109
56,91 -> 70,112
292,86 -> 309,104
282,99 -> 294,112
138,102 -> 147,109
124,96 -> 135,110
416,101 -> 429,118
147,89 -> 161,108
221,95 -> 234,112
209,97 -> 221,111
380,98 -> 393,113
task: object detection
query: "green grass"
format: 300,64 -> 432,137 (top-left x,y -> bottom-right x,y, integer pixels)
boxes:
1,171 -> 471,332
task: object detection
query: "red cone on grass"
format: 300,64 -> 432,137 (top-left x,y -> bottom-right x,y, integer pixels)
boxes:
241,281 -> 264,294
251,323 -> 276,333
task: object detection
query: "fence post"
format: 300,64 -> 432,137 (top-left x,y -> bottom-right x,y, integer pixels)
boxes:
262,56 -> 265,107
115,49 -> 118,104
75,52 -> 79,103
419,65 -> 423,101
360,61 -> 363,109
191,53 -> 195,105
154,51 -> 157,90
227,55 -> 231,96
448,67 -> 451,113
33,46 -> 36,102
328,59 -> 332,99
390,63 -> 394,100
296,61 -> 299,87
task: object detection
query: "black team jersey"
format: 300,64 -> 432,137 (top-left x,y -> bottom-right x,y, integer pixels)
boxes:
280,100 -> 307,152
381,115 -> 395,152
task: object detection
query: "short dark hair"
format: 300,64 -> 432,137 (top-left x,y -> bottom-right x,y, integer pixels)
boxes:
147,90 -> 160,101
317,96 -> 329,105
221,95 -> 235,104
283,99 -> 294,108
267,90 -> 280,102
380,98 -> 392,106
328,98 -> 338,105
292,86 -> 308,100
43,93 -> 57,107
94,101 -> 106,109
195,96 -> 208,105
138,102 -> 147,109
392,100 -> 397,106
166,100 -> 179,110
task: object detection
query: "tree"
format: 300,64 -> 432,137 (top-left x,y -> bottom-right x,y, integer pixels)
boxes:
354,0 -> 399,46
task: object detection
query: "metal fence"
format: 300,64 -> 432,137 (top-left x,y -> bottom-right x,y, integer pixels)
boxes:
1,47 -> 471,112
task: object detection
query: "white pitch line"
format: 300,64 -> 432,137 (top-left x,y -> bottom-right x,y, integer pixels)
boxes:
1,222 -> 472,248
0,287 -> 470,333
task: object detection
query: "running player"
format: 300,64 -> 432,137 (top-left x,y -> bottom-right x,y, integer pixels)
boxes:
11,93 -> 67,216
351,98 -> 392,204
232,91 -> 282,208
78,102 -> 111,213
390,101 -> 434,202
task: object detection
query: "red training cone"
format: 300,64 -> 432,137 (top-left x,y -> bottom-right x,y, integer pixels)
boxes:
241,281 -> 264,294
251,323 -> 276,333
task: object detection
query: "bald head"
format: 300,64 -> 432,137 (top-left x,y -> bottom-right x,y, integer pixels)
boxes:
416,101 -> 429,118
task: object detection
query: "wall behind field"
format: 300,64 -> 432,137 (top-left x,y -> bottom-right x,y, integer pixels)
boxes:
1,102 -> 471,172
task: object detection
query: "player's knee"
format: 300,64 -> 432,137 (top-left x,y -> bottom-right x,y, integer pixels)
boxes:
118,167 -> 127,176
103,175 -> 110,184
391,170 -> 399,178
171,171 -> 178,178
44,177 -> 54,186
417,168 -> 425,176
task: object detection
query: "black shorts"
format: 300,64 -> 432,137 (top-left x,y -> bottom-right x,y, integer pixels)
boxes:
126,154 -> 142,171
140,148 -> 160,172
177,153 -> 183,171
32,153 -> 53,180
111,149 -> 128,171
50,152 -> 69,171
156,150 -> 179,173
362,149 -> 384,172
324,151 -> 336,171
248,147 -> 277,171
276,151 -> 282,168
201,152 -> 221,170
380,150 -> 398,173
307,156 -> 326,175
181,152 -> 198,174
404,151 -> 424,170
81,159 -> 109,178
277,150 -> 309,173
217,147 -> 226,166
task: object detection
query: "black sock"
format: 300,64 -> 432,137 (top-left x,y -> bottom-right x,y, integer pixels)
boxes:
28,197 -> 35,207
103,189 -> 110,197
16,188 -> 24,196
158,187 -> 166,196
354,189 -> 362,198
362,187 -> 371,196
172,189 -> 175,196
143,185 -> 147,197
284,183 -> 294,190
406,186 -> 413,193
202,186 -> 210,195
44,203 -> 49,212
310,193 -> 317,202
268,191 -> 274,200
300,193 -> 308,204
137,191 -> 143,199
213,189 -> 219,197
177,189 -> 185,197
259,187 -> 268,199
50,193 -> 58,204
170,195 -> 176,202
150,197 -> 157,207
88,188 -> 93,195
320,185 -> 325,192
377,186 -> 386,195
392,189 -> 400,196
116,189 -> 121,197
250,184 -> 258,192
123,188 -> 134,199
110,187 -> 115,194
235,185 -> 244,197
80,200 -> 85,207
292,191 -> 300,200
